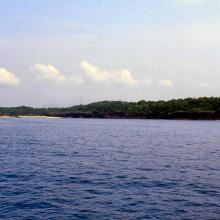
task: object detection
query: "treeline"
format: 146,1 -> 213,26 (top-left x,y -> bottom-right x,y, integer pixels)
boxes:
1,97 -> 220,119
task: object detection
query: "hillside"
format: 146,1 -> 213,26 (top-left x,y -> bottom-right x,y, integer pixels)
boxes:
1,97 -> 220,120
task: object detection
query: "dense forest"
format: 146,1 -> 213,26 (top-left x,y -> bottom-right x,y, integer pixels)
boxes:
1,97 -> 220,119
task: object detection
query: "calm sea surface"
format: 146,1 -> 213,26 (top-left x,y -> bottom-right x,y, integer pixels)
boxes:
0,118 -> 220,219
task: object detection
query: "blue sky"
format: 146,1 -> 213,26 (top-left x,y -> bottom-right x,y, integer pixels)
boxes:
0,0 -> 220,106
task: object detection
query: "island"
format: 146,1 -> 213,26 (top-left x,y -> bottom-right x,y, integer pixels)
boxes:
1,97 -> 220,120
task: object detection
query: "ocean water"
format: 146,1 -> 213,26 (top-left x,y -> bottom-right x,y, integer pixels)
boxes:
0,118 -> 220,220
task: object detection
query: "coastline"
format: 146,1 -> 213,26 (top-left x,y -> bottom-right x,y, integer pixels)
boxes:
18,115 -> 61,119
0,115 -> 220,120
0,115 -> 16,119
1,97 -> 220,121
0,115 -> 61,119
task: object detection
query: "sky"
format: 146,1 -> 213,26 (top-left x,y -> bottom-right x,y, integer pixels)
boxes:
0,0 -> 220,107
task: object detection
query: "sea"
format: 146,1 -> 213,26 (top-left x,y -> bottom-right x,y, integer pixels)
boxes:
0,118 -> 220,219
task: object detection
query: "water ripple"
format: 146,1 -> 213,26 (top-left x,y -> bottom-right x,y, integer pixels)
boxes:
0,118 -> 220,219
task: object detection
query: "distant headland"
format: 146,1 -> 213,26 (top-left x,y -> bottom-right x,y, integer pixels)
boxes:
1,97 -> 220,120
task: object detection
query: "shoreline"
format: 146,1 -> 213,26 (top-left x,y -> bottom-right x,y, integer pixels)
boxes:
0,115 -> 220,121
18,115 -> 61,119
1,98 -> 220,121
0,115 -> 61,119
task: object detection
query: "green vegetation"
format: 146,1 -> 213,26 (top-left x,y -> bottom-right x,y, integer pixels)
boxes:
1,97 -> 220,119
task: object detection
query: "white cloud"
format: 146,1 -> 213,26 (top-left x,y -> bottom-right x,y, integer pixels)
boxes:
0,68 -> 20,86
159,80 -> 173,87
31,64 -> 66,82
32,62 -> 151,87
80,60 -> 151,86
31,64 -> 84,85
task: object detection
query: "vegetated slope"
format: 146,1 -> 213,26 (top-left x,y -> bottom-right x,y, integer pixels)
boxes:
1,97 -> 220,119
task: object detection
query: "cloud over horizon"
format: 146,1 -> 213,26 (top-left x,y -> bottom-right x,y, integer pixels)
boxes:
31,64 -> 66,82
31,64 -> 84,85
80,60 -> 151,87
0,68 -> 20,86
159,80 -> 173,87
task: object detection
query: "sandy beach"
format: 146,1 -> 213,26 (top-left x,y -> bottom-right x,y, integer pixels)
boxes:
0,115 -> 61,119
19,116 -> 61,119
